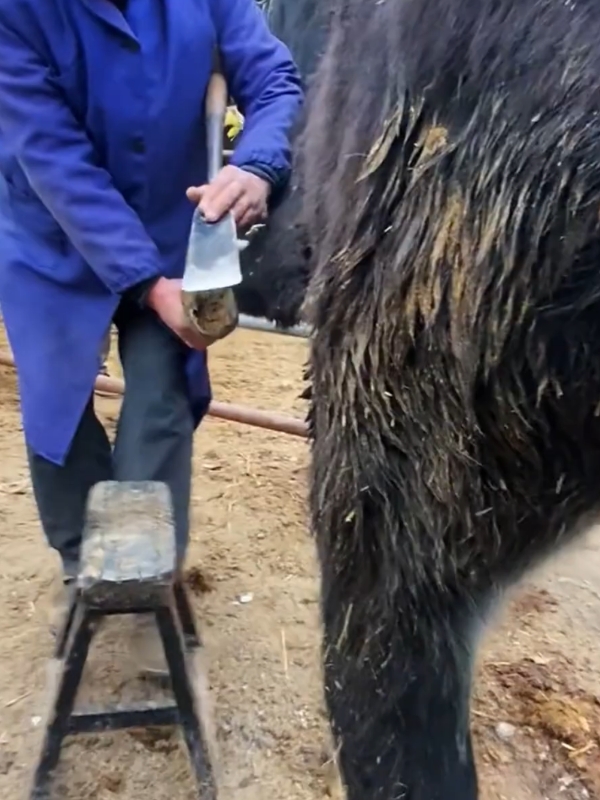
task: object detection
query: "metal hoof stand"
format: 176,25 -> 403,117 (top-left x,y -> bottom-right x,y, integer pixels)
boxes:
29,481 -> 217,800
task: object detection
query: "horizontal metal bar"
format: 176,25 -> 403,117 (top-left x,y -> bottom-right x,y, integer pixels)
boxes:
85,604 -> 165,616
68,704 -> 179,734
238,314 -> 309,338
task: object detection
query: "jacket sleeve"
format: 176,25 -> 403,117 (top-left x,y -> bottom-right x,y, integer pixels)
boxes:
0,14 -> 162,294
210,0 -> 304,179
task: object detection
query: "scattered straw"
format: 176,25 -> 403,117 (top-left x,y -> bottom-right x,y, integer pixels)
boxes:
3,690 -> 31,709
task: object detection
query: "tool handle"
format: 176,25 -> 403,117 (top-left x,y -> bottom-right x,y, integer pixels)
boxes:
206,70 -> 228,182
206,71 -> 228,117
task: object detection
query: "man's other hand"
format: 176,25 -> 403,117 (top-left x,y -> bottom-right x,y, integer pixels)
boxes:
186,165 -> 269,230
146,277 -> 210,351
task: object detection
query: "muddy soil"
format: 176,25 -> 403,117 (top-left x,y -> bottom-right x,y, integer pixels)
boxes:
0,326 -> 598,800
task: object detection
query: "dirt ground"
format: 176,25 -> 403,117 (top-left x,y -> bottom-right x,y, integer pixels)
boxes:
0,324 -> 599,800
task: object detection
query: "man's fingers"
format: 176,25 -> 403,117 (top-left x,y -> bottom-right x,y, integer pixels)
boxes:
230,195 -> 254,227
188,168 -> 236,212
236,201 -> 268,231
187,166 -> 269,225
199,181 -> 245,222
179,322 -> 211,351
187,182 -> 236,222
237,207 -> 258,231
180,332 -> 208,351
186,186 -> 206,204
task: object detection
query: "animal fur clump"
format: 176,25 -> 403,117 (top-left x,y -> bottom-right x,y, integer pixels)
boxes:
304,0 -> 600,602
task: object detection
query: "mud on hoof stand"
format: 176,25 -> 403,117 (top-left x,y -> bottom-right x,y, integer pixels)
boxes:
28,480 -> 218,800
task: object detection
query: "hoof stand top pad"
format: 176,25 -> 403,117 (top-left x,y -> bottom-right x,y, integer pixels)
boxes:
78,481 -> 177,607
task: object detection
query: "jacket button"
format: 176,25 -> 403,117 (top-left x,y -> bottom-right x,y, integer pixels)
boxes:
131,137 -> 145,154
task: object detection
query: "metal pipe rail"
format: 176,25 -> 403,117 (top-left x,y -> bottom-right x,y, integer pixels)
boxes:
0,352 -> 309,439
238,315 -> 309,338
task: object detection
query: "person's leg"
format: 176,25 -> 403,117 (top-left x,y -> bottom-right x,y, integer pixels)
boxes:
113,303 -> 194,676
27,398 -> 113,628
113,305 -> 193,558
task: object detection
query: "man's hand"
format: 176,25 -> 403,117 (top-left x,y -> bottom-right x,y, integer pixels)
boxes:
146,277 -> 210,351
186,165 -> 269,230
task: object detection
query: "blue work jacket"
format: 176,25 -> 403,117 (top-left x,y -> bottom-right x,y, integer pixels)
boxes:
0,0 -> 302,464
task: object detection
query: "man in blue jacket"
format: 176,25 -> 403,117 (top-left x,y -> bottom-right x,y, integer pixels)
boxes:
0,0 -> 302,675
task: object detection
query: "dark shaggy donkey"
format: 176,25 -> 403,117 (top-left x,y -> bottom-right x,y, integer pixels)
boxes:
237,0 -> 600,797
